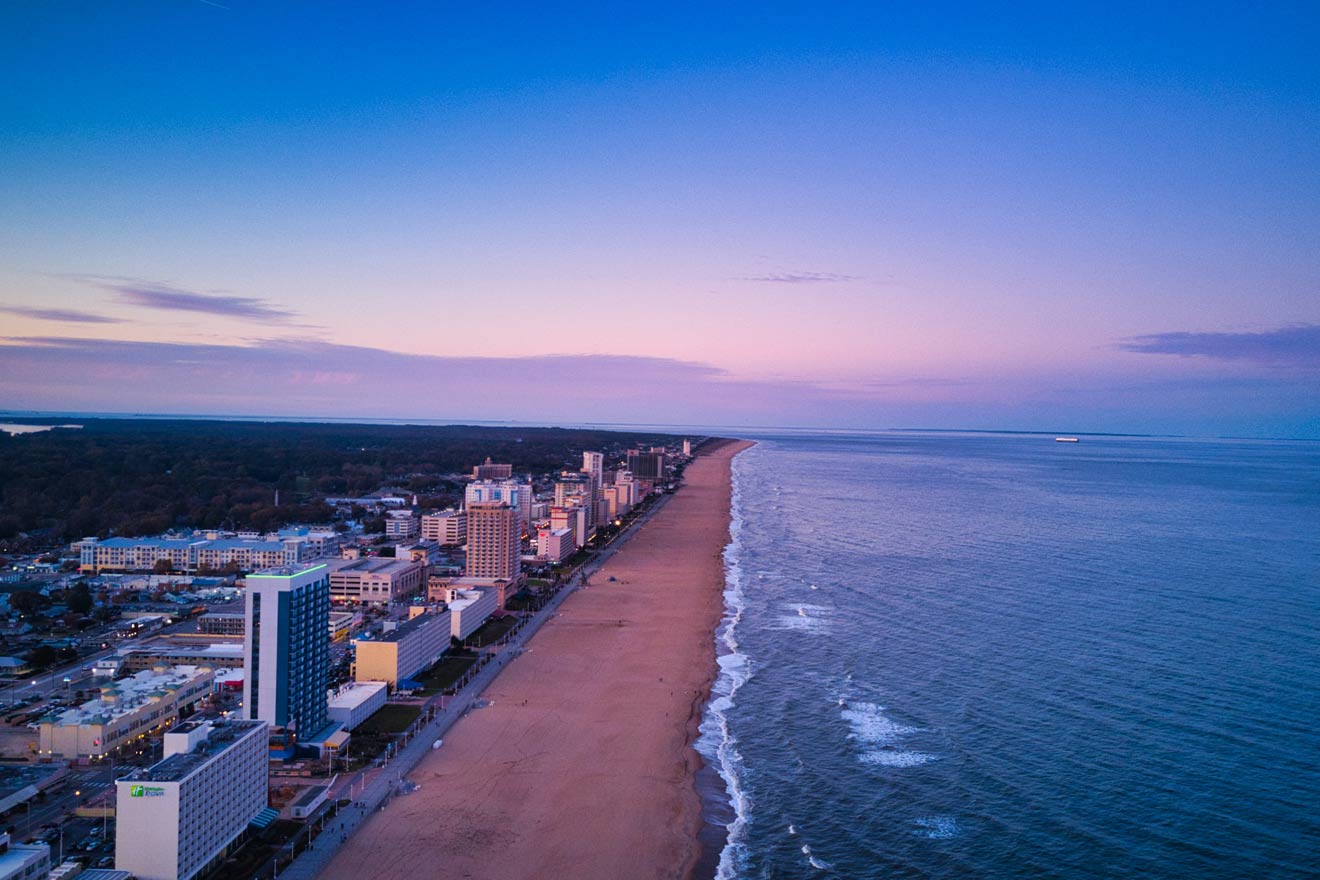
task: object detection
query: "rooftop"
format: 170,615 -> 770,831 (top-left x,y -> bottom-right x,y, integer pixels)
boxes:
0,762 -> 65,796
121,643 -> 244,661
327,681 -> 387,709
124,720 -> 265,783
44,665 -> 212,727
247,562 -> 328,580
368,609 -> 449,644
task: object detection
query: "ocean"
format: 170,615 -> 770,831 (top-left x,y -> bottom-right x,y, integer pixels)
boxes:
697,432 -> 1320,879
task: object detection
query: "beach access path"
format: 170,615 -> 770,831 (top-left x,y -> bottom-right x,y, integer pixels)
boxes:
314,438 -> 751,880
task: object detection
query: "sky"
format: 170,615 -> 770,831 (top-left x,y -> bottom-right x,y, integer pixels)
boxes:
1,2 -> 1317,437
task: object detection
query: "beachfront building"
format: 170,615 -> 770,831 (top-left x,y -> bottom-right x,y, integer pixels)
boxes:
445,587 -> 500,641
601,485 -> 631,520
353,608 -> 453,686
626,449 -> 666,481
536,527 -> 575,564
466,503 -> 521,580
384,511 -> 419,539
682,438 -> 692,457
38,665 -> 215,759
325,557 -> 426,606
471,457 -> 513,480
0,833 -> 50,880
243,564 -> 333,740
115,719 -> 268,880
326,681 -> 388,730
550,504 -> 590,549
420,508 -> 466,546
119,643 -> 244,672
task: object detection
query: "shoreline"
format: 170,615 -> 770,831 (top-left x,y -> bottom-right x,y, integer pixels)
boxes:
319,438 -> 753,880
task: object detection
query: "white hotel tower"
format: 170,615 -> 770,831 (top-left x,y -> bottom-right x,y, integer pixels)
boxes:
115,719 -> 269,880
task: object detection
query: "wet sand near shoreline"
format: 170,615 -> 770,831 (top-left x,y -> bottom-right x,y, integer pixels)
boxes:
320,438 -> 752,880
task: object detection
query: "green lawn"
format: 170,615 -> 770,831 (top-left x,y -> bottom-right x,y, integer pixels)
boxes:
413,653 -> 478,693
357,703 -> 421,735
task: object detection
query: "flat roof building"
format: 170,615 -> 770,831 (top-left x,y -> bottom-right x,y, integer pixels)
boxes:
197,613 -> 245,636
243,564 -> 332,740
326,557 -> 426,607
466,503 -> 521,582
39,665 -> 215,759
115,719 -> 268,880
0,833 -> 50,880
420,509 -> 466,546
353,608 -> 452,687
326,681 -> 388,730
119,643 -> 244,672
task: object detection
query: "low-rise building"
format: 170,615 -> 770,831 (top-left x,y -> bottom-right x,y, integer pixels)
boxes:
0,832 -> 50,880
197,613 -> 245,636
536,527 -> 575,564
39,666 -> 215,759
384,511 -> 418,540
420,509 -> 466,546
444,588 -> 499,641
326,557 -> 426,606
328,611 -> 360,643
326,681 -> 388,730
353,608 -> 452,686
115,719 -> 268,880
118,643 -> 244,672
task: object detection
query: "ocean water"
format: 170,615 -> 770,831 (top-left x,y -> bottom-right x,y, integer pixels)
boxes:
697,432 -> 1320,879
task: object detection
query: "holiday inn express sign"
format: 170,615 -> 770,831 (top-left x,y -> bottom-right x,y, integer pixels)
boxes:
130,785 -> 165,797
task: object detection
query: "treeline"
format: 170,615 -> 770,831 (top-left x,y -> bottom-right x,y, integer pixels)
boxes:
0,419 -> 676,546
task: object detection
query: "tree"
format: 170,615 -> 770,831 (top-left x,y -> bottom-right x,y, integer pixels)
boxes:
27,644 -> 57,669
8,591 -> 48,617
153,559 -> 174,574
66,583 -> 94,615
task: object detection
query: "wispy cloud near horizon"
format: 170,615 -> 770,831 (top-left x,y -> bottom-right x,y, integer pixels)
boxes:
0,304 -> 123,324
67,275 -> 298,322
1,336 -> 1315,438
736,271 -> 860,284
1117,324 -> 1320,369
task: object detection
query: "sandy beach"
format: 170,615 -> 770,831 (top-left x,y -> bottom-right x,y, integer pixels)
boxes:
320,438 -> 752,880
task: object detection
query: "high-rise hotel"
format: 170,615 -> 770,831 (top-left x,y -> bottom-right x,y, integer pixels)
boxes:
242,563 -> 332,741
465,503 -> 520,581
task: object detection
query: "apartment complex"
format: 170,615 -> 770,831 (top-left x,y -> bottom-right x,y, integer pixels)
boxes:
115,719 -> 268,880
243,564 -> 332,740
76,527 -> 340,575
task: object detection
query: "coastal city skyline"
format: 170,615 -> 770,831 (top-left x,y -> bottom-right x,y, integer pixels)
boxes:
2,4 -> 1317,438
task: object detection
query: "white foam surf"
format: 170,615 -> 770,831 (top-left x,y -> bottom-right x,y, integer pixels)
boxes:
841,701 -> 938,768
698,446 -> 754,880
913,815 -> 960,839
